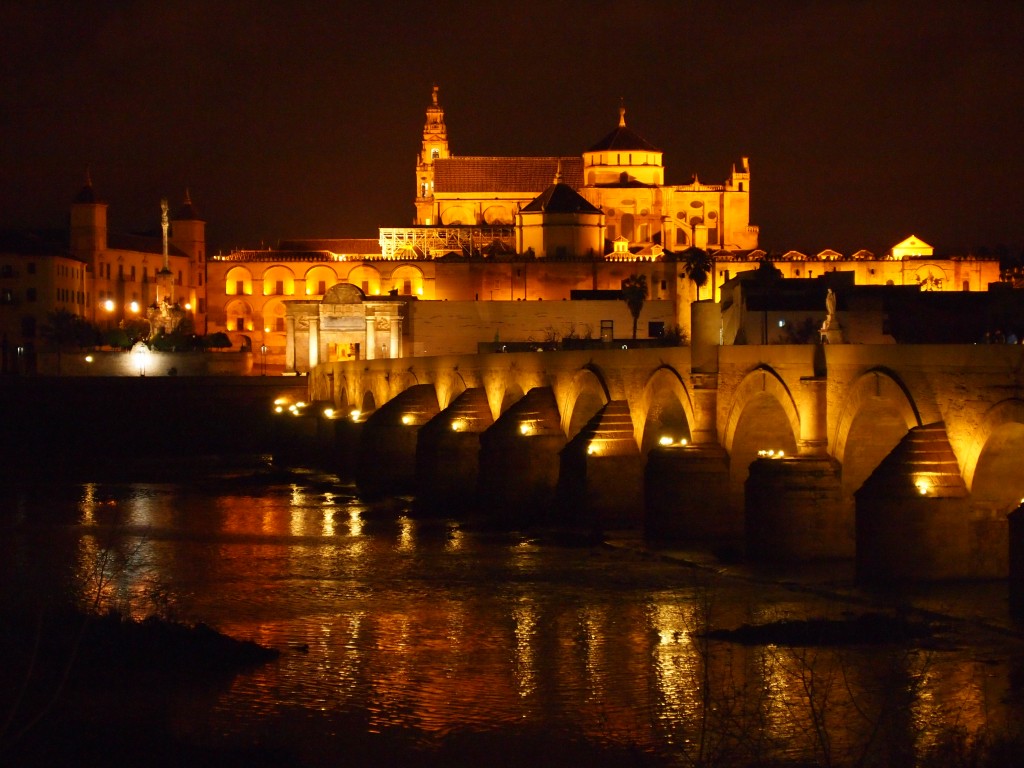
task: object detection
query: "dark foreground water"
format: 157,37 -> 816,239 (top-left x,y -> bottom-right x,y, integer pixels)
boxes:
1,463 -> 1022,766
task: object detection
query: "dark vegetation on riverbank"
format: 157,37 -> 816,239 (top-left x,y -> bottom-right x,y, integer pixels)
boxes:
0,605 -> 279,766
703,612 -> 940,647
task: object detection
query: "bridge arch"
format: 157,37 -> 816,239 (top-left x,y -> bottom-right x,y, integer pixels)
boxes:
832,367 -> 921,496
963,399 -> 1024,508
723,366 -> 800,488
638,365 -> 695,453
561,365 -> 611,440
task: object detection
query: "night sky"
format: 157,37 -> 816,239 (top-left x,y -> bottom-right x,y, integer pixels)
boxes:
2,0 -> 1022,257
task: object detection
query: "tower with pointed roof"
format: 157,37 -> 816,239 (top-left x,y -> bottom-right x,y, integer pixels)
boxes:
170,189 -> 208,332
415,85 -> 450,225
70,170 -> 108,257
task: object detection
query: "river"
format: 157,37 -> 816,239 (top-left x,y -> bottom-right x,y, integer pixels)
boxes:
1,461 -> 1022,766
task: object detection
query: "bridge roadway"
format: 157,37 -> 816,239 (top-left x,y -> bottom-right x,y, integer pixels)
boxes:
301,342 -> 1024,582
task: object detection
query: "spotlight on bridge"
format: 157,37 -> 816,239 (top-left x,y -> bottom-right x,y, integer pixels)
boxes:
519,422 -> 533,435
451,419 -> 465,432
349,409 -> 362,422
401,414 -> 414,425
323,407 -> 336,419
915,478 -> 931,495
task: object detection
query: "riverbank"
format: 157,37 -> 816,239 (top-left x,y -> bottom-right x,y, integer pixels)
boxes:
0,605 -> 280,766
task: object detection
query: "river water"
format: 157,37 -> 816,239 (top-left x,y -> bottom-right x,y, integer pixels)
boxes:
2,462 -> 1022,766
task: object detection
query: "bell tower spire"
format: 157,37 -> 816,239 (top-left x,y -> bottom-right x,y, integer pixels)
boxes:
415,84 -> 450,225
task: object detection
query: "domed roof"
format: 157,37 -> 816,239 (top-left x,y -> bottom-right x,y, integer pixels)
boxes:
587,105 -> 660,153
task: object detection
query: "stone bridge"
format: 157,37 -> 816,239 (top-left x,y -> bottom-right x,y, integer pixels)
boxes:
302,339 -> 1024,582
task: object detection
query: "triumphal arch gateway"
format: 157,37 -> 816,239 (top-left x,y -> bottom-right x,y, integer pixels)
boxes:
285,284 -> 407,370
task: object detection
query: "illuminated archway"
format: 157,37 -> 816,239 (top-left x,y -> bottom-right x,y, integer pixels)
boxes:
304,265 -> 340,296
963,400 -> 1024,506
638,365 -> 694,453
360,390 -> 377,415
832,368 -> 921,496
261,265 -> 296,296
723,367 -> 800,488
346,265 -> 382,296
389,264 -> 425,296
225,299 -> 253,333
225,266 -> 252,296
562,366 -> 611,440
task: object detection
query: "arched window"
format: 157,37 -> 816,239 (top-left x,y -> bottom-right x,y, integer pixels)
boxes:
431,148 -> 439,160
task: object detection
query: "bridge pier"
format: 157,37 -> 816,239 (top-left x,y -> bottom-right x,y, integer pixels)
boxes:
558,401 -> 643,530
855,423 -> 1004,582
415,388 -> 493,513
477,387 -> 566,526
1010,505 -> 1024,617
355,384 -> 440,498
644,445 -> 735,541
745,456 -> 849,560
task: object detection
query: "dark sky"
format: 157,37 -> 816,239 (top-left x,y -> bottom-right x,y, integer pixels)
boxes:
2,0 -> 1022,256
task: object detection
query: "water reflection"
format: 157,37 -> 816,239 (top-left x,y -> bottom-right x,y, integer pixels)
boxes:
3,477 -> 1021,766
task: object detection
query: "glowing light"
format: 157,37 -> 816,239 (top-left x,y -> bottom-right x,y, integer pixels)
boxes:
129,301 -> 140,313
323,408 -> 335,419
103,299 -> 115,312
680,438 -> 688,446
519,422 -> 533,435
295,401 -> 306,409
417,287 -> 424,295
274,397 -> 288,405
659,436 -> 674,446
401,414 -> 413,425
916,478 -> 931,496
451,419 -> 465,432
350,409 -> 361,421
84,355 -> 94,363
587,443 -> 598,455
274,405 -> 284,413
184,302 -> 191,310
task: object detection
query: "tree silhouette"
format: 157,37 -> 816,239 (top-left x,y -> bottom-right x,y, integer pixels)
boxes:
621,274 -> 648,340
40,309 -> 94,375
680,247 -> 713,300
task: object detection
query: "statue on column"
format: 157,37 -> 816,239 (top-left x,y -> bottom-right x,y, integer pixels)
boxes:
820,288 -> 843,344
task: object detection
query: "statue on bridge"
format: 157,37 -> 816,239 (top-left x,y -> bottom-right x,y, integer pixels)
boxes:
820,288 -> 844,344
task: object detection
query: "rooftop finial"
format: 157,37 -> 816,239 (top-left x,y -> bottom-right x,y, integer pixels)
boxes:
432,84 -> 439,106
618,98 -> 626,128
554,159 -> 563,185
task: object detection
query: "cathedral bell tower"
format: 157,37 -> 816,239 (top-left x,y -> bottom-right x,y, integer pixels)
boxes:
414,85 -> 450,225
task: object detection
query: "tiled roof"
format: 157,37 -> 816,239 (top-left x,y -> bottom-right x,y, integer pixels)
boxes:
434,157 -> 583,193
587,125 -> 660,153
521,184 -> 602,214
108,233 -> 187,257
277,238 -> 382,254
0,228 -> 66,255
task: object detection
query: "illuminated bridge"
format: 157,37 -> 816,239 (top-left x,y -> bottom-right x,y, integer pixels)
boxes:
299,338 -> 1024,582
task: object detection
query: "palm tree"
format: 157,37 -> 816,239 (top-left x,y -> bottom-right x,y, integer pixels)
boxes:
621,274 -> 648,340
680,247 -> 713,300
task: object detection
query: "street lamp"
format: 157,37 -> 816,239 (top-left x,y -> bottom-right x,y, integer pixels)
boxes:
260,344 -> 268,376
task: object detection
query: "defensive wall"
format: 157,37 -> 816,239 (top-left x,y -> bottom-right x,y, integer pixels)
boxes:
301,341 -> 1024,582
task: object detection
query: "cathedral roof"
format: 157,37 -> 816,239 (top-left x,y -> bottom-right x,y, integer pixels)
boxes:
277,238 -> 382,255
434,157 -> 583,193
520,182 -> 602,215
587,106 -> 660,153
